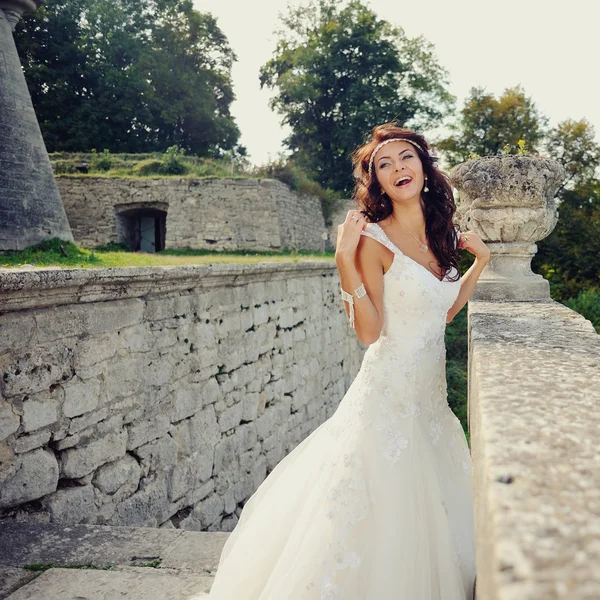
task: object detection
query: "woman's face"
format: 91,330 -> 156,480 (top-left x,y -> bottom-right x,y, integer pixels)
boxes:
372,140 -> 425,203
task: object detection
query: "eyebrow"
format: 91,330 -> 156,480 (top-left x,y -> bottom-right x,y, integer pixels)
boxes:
377,148 -> 412,162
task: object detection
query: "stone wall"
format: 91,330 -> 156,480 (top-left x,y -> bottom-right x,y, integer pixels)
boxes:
328,198 -> 358,251
56,177 -> 327,252
0,263 -> 366,530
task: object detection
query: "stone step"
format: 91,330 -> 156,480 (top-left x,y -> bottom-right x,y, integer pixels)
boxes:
0,523 -> 228,599
5,567 -> 212,600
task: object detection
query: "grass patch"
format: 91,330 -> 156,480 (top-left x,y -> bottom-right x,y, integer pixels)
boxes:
51,151 -> 244,180
129,558 -> 162,568
0,238 -> 335,270
0,239 -> 101,268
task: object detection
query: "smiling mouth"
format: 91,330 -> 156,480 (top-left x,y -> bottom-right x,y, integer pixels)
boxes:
394,177 -> 412,187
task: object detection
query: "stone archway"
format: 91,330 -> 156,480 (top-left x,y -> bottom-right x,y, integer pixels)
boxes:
114,203 -> 168,253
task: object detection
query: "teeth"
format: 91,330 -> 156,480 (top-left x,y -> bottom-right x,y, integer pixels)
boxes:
395,177 -> 411,186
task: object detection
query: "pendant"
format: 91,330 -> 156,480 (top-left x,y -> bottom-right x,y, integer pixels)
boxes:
420,244 -> 428,252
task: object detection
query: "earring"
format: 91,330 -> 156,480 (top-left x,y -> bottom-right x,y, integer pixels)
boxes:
423,178 -> 429,193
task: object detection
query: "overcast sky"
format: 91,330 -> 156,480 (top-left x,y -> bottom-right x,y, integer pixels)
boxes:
197,0 -> 599,166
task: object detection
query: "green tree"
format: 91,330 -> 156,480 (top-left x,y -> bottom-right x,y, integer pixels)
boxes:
438,85 -> 548,166
544,118 -> 600,191
533,120 -> 600,301
136,1 -> 241,155
533,180 -> 600,301
259,0 -> 455,194
14,0 -> 242,156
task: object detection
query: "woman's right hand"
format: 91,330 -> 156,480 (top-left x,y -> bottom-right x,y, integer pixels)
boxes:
335,210 -> 368,265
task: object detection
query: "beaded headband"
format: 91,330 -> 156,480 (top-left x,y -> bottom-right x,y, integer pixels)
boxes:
367,137 -> 425,177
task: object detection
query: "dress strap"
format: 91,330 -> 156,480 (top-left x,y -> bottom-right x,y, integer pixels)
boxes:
360,223 -> 402,255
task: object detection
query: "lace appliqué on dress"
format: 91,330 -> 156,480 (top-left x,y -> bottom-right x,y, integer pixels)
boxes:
304,451 -> 370,599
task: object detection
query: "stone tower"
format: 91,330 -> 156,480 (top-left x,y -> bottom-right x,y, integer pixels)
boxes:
0,0 -> 73,251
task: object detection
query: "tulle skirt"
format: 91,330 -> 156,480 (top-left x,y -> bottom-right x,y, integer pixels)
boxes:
194,368 -> 476,600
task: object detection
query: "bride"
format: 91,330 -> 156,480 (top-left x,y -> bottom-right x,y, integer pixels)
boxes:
197,123 -> 490,599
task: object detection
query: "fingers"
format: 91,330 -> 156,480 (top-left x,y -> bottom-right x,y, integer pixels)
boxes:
343,210 -> 367,227
346,210 -> 362,223
350,211 -> 367,224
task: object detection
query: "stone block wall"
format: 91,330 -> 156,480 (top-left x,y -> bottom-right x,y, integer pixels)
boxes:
0,262 -> 366,530
56,177 -> 327,252
328,198 -> 358,251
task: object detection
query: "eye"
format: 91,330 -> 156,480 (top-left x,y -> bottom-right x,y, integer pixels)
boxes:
403,154 -> 414,160
378,161 -> 391,169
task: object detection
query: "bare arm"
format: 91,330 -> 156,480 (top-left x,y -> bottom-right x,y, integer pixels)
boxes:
446,231 -> 491,324
335,210 -> 384,344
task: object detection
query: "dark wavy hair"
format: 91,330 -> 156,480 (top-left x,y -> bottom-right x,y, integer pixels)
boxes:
351,122 -> 460,282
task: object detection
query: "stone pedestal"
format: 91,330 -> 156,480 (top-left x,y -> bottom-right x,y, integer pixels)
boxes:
450,156 -> 566,301
0,0 -> 73,251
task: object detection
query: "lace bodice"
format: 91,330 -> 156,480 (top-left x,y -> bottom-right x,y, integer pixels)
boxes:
360,222 -> 461,345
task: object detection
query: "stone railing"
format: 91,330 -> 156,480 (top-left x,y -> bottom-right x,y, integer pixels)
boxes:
0,262 -> 366,528
452,156 -> 600,598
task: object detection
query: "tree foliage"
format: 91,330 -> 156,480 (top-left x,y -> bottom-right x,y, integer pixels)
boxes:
259,0 -> 454,194
438,85 -> 548,166
545,118 -> 600,190
533,180 -> 600,301
14,0 -> 242,156
534,121 -> 600,301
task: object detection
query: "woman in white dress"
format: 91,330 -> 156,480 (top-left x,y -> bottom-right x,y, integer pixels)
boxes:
198,123 -> 490,599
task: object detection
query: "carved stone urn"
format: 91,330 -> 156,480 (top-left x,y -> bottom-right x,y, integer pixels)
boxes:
450,156 -> 566,301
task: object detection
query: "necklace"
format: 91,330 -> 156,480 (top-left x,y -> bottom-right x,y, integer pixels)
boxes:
397,220 -> 429,252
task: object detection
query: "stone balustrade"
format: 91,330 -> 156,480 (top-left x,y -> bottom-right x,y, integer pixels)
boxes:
452,156 -> 600,599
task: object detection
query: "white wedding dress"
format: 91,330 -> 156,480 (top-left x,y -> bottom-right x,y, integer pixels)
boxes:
197,222 -> 476,599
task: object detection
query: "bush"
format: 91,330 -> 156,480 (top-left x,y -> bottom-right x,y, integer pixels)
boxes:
90,149 -> 113,172
53,161 -> 77,174
134,159 -> 166,176
161,145 -> 188,175
133,146 -> 188,176
250,159 -> 344,226
563,287 -> 600,333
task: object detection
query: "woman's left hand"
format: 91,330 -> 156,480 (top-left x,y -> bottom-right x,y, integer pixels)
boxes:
458,230 -> 490,262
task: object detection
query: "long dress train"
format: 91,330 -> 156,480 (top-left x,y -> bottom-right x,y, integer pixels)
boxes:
197,221 -> 476,599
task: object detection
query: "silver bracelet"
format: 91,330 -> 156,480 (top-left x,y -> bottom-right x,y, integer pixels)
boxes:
354,283 -> 367,298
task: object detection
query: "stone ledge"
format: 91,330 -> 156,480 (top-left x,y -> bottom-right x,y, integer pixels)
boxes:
5,568 -> 213,600
0,522 -> 228,598
468,299 -> 600,599
0,261 -> 337,314
0,522 -> 228,573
